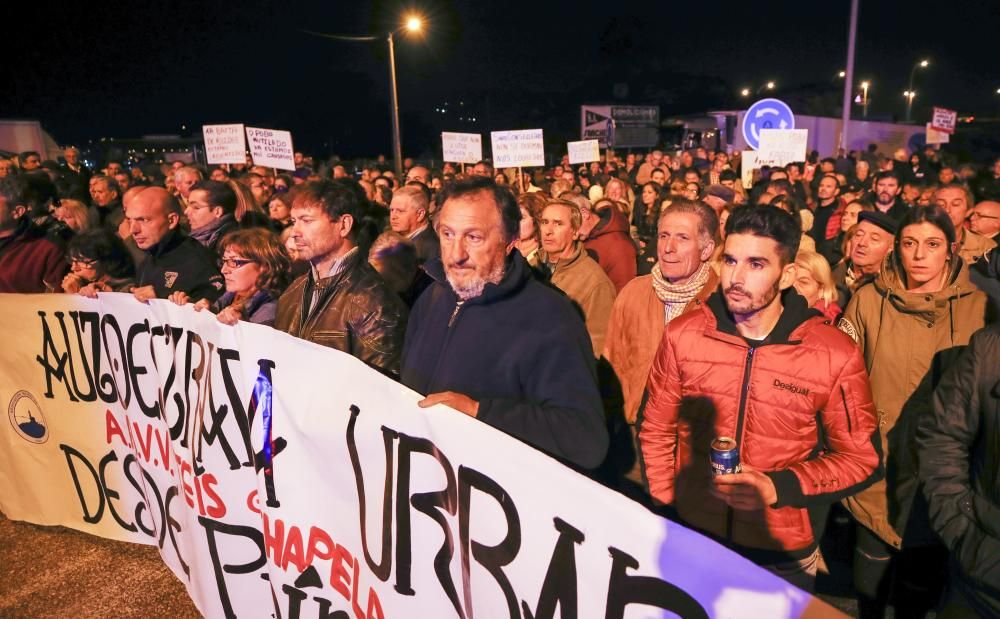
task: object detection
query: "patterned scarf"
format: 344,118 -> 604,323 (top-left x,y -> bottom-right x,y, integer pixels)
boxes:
651,262 -> 711,323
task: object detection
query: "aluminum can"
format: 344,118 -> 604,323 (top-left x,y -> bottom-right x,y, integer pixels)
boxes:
711,437 -> 741,476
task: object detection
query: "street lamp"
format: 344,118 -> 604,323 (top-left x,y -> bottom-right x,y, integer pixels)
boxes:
903,90 -> 916,121
861,81 -> 871,118
838,70 -> 846,78
905,59 -> 929,122
303,14 -> 425,177
766,81 -> 776,90
740,88 -> 750,97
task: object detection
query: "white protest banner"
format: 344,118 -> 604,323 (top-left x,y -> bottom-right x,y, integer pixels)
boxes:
441,132 -> 482,164
931,107 -> 957,134
0,293 -> 845,619
757,129 -> 808,167
491,129 -> 545,168
202,124 -> 247,164
567,139 -> 601,165
926,123 -> 950,145
245,126 -> 296,171
741,151 -> 759,189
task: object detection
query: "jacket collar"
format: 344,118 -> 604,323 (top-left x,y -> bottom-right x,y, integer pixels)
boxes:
145,227 -> 186,258
705,285 -> 820,346
874,251 -> 976,317
424,249 -> 532,307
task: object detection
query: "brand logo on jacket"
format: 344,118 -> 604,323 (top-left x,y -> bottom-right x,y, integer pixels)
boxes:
164,272 -> 179,288
773,379 -> 810,396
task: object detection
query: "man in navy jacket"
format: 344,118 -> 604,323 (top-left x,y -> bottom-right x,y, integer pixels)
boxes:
401,177 -> 608,470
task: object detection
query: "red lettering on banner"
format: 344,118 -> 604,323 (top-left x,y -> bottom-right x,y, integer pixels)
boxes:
105,409 -> 128,446
132,421 -> 154,462
351,553 -> 365,619
367,590 -> 384,619
201,474 -> 226,518
306,526 -> 335,564
263,513 -> 284,566
330,544 -> 353,601
282,525 -> 307,573
180,459 -> 195,510
246,489 -> 260,514
153,429 -> 171,473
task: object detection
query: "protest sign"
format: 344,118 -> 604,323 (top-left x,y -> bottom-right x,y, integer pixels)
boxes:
245,126 -> 295,171
926,123 -> 950,145
741,150 -> 759,189
0,293 -> 844,619
567,139 -> 601,164
441,132 -> 482,164
490,129 -> 545,168
930,107 -> 957,134
757,129 -> 808,167
202,124 -> 247,164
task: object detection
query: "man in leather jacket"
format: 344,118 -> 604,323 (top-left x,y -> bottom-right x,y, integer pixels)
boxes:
275,180 -> 407,377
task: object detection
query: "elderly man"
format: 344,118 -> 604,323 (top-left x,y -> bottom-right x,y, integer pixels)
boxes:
605,199 -> 720,481
832,211 -> 896,308
636,150 -> 665,185
970,200 -> 1000,241
401,177 -> 608,470
62,146 -> 90,182
127,187 -> 223,302
275,180 -> 407,377
537,199 -> 617,356
935,183 -> 997,265
90,174 -> 125,231
389,185 -> 438,265
173,166 -> 203,206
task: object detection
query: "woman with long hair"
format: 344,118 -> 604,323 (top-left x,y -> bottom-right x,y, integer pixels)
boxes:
793,250 -> 841,321
838,205 -> 988,618
170,228 -> 291,326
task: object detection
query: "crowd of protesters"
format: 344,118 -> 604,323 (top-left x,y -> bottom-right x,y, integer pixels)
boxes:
1,141 -> 999,618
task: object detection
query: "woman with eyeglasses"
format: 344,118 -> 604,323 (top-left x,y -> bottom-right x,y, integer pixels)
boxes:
169,228 -> 290,326
62,228 -> 136,295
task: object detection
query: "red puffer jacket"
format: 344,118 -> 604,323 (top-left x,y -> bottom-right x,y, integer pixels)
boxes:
640,289 -> 882,557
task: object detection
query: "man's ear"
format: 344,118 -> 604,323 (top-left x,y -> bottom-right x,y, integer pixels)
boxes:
11,205 -> 28,220
339,213 -> 354,238
778,261 -> 797,291
166,211 -> 181,229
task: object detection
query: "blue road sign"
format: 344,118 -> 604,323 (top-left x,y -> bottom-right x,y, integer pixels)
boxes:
741,98 -> 795,150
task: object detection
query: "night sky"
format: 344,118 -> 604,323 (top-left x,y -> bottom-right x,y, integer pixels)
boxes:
7,0 -> 999,158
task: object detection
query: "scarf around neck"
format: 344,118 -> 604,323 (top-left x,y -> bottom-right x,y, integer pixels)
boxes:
651,261 -> 710,323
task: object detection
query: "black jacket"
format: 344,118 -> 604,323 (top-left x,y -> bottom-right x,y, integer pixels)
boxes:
136,229 -> 224,301
410,226 -> 440,266
919,325 -> 1000,617
401,251 -> 609,470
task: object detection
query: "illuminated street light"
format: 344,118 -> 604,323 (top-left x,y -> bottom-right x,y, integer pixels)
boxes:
740,88 -> 750,97
906,58 -> 930,122
766,81 -> 775,90
406,16 -> 422,32
861,81 -> 871,118
838,70 -> 846,78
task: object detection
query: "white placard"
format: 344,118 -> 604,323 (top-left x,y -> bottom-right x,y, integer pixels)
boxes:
0,293 -> 843,619
757,129 -> 808,167
567,139 -> 601,165
931,107 -> 957,134
491,129 -> 545,168
245,127 -> 296,171
202,124 -> 247,165
441,132 -> 482,164
926,123 -> 950,145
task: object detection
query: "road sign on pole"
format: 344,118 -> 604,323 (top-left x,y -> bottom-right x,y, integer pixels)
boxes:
741,98 -> 795,150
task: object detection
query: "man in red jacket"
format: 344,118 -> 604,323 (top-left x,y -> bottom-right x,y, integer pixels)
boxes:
640,205 -> 882,592
0,176 -> 68,293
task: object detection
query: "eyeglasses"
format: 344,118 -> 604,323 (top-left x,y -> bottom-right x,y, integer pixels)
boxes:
68,257 -> 98,268
970,212 -> 999,221
220,257 -> 255,269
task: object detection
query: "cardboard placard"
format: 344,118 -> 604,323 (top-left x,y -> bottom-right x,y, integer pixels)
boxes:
202,124 -> 247,165
441,132 -> 483,164
245,127 -> 295,171
567,139 -> 601,164
491,129 -> 545,168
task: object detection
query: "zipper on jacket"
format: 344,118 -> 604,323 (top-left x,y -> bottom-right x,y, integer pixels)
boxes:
726,345 -> 756,541
428,301 -> 465,387
447,302 -> 463,327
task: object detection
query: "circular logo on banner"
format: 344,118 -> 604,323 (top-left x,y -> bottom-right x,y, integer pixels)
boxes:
8,390 -> 48,444
742,98 -> 796,150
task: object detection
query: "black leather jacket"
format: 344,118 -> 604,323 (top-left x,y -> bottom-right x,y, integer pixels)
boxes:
275,250 -> 408,377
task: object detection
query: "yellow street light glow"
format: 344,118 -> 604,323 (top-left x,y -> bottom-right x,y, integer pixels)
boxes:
838,71 -> 846,78
766,81 -> 775,89
405,16 -> 422,32
740,88 -> 750,97
861,81 -> 869,88
920,60 -> 929,67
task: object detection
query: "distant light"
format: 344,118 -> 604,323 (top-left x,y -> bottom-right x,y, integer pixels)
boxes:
838,71 -> 846,78
740,88 -> 750,97
919,60 -> 929,68
766,81 -> 775,89
405,16 -> 422,32
861,81 -> 869,89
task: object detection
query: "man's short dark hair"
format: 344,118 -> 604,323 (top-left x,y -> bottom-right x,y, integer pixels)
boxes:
719,169 -> 738,182
0,175 -> 29,207
19,150 -> 40,162
874,170 -> 901,184
821,157 -> 837,166
725,205 -> 801,265
190,179 -> 237,215
435,176 -> 520,243
785,162 -> 804,174
293,179 -> 379,249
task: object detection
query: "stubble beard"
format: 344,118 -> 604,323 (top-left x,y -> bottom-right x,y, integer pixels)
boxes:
446,260 -> 506,301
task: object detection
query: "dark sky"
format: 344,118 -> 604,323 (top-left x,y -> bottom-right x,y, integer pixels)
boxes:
6,0 -> 999,158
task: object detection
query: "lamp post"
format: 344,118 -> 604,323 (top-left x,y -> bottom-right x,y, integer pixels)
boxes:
905,59 -> 929,123
861,81 -> 870,118
303,15 -> 423,178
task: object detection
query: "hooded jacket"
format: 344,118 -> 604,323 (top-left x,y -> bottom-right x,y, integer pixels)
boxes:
641,288 -> 882,559
918,325 -> 1000,617
584,206 -> 637,293
400,251 -> 609,470
838,254 -> 988,548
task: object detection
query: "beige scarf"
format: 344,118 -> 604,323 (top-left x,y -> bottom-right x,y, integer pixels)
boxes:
651,262 -> 711,323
